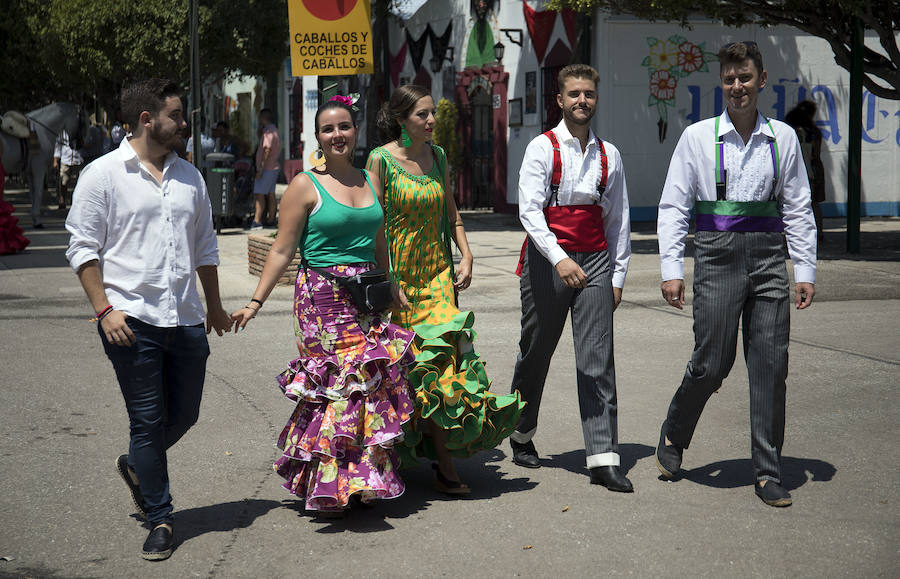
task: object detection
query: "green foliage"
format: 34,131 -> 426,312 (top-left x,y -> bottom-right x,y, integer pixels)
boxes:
432,98 -> 461,179
0,0 -> 289,111
547,0 -> 900,100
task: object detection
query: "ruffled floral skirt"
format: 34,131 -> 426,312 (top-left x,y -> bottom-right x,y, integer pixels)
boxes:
274,264 -> 416,512
393,266 -> 525,465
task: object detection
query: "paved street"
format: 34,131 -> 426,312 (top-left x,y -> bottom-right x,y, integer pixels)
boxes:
1,187 -> 898,578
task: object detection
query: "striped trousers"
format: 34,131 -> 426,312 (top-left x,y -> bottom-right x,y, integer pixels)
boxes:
509,241 -> 620,468
663,230 -> 790,483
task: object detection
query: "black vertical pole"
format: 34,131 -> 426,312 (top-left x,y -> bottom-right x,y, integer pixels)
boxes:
380,0 -> 391,102
190,0 -> 201,170
847,16 -> 863,253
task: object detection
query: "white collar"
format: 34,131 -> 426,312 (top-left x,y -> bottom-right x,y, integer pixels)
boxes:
554,118 -> 598,148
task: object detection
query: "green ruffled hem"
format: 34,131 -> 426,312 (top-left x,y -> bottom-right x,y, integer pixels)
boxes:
397,310 -> 525,465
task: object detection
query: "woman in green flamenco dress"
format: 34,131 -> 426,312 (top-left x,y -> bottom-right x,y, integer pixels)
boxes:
366,85 -> 524,493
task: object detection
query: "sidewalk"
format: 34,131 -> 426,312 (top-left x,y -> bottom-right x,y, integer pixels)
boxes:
1,186 -> 897,578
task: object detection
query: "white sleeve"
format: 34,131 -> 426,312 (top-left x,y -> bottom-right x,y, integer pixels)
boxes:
518,136 -> 568,266
65,164 -> 108,271
193,172 -> 220,268
601,145 -> 631,288
777,128 -> 817,283
657,128 -> 698,281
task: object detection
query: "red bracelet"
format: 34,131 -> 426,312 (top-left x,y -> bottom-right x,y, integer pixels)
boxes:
92,305 -> 113,322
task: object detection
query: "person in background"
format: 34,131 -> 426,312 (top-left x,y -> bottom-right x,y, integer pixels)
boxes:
81,119 -> 106,165
785,100 -> 826,243
110,108 -> 127,148
0,137 -> 31,254
186,118 -> 216,170
53,128 -> 84,210
251,108 -> 281,229
213,120 -> 243,157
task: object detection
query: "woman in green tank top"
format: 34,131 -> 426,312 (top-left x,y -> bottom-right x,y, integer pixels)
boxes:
230,99 -> 416,516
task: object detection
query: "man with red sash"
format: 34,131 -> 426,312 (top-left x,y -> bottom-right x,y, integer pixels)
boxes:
655,42 -> 817,507
509,64 -> 633,492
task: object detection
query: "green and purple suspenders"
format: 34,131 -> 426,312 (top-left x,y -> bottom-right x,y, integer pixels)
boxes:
694,116 -> 784,233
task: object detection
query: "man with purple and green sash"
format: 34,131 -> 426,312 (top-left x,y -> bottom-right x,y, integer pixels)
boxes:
654,41 -> 817,507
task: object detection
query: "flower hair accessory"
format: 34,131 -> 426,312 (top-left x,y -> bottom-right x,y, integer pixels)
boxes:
329,93 -> 360,112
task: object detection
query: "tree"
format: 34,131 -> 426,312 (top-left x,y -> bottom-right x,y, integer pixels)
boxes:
0,0 -> 289,112
433,98 -> 462,193
549,0 -> 900,100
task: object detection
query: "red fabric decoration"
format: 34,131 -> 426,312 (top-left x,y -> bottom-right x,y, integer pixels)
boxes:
523,2 -> 556,65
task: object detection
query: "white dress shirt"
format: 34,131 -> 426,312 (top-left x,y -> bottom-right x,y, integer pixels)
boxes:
66,138 -> 220,327
658,110 -> 817,284
54,129 -> 84,166
518,120 -> 632,288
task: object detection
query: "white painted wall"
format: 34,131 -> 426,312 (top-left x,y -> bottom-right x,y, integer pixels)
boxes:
593,17 -> 900,218
278,3 -> 900,217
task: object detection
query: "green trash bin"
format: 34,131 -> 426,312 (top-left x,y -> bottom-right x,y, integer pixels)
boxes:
205,152 -> 235,233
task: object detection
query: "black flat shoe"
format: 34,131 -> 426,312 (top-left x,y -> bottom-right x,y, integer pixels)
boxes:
755,481 -> 792,507
141,525 -> 173,561
655,426 -> 683,479
510,439 -> 540,468
589,466 -> 634,492
116,454 -> 147,518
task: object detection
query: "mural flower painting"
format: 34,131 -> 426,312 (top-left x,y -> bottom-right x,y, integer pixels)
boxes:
642,35 -> 716,141
650,70 -> 677,101
648,38 -> 678,70
678,42 -> 704,73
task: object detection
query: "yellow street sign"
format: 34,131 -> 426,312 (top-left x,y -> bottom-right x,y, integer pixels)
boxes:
288,0 -> 374,76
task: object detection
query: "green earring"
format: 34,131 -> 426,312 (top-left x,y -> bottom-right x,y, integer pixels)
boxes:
400,124 -> 412,147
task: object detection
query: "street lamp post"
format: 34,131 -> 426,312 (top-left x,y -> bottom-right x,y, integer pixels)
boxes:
190,0 -> 201,170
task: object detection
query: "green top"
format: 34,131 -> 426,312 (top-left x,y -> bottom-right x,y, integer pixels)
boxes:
299,171 -> 383,267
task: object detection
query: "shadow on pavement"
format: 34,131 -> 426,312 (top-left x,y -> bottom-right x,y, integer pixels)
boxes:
301,448 -> 538,533
683,455 -> 837,491
544,443 -> 655,477
167,499 -> 282,547
460,211 -> 522,233
816,225 -> 900,262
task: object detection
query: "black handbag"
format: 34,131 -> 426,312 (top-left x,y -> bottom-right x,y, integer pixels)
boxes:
307,265 -> 393,313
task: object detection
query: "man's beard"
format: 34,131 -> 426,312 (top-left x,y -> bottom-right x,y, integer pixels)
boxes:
149,123 -> 182,153
563,106 -> 593,126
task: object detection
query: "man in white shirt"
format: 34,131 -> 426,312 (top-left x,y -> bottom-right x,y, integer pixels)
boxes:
655,42 -> 817,507
186,118 -> 216,169
66,79 -> 233,559
53,128 -> 84,210
509,64 -> 634,492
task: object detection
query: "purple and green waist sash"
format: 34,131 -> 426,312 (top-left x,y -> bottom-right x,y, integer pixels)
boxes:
694,200 -> 784,233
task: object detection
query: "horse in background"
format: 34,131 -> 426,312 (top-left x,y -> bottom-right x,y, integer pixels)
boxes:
1,103 -> 87,227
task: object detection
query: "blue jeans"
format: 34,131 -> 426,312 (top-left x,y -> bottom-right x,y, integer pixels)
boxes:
100,318 -> 209,524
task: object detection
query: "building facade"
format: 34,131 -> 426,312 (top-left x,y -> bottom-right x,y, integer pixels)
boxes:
281,0 -> 899,219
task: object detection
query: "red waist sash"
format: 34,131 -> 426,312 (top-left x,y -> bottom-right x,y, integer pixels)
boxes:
515,204 -> 607,276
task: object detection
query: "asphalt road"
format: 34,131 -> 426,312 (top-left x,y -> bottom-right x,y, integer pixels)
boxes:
1,190 -> 897,578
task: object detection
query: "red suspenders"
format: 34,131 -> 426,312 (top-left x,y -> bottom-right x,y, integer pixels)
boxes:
515,131 -> 610,276
543,130 -> 608,205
